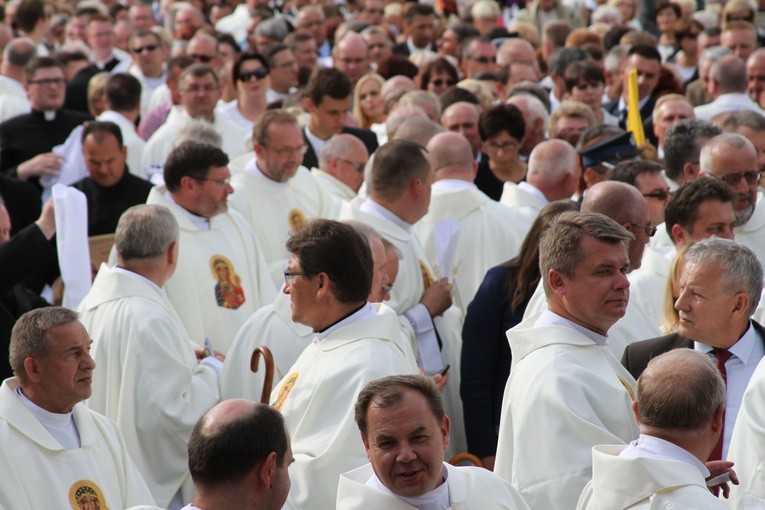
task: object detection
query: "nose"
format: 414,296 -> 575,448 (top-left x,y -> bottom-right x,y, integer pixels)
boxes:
83,352 -> 96,371
396,443 -> 417,463
224,182 -> 234,194
674,289 -> 689,311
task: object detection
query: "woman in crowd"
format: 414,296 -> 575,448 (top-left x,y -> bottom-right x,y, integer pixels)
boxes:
655,0 -> 681,62
668,18 -> 703,85
564,60 -> 618,126
352,73 -> 386,129
419,57 -> 459,96
217,52 -> 270,134
476,103 -> 527,198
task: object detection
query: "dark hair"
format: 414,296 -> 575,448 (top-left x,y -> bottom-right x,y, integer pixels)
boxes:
603,26 -> 632,51
216,32 -> 240,56
478,103 -> 525,142
106,73 -> 142,111
370,139 -> 431,203
264,42 -> 290,67
179,63 -> 220,87
285,219 -> 373,303
654,0 -> 681,22
24,56 -> 63,83
15,0 -> 46,33
81,120 -> 123,147
663,119 -> 721,181
164,142 -> 229,192
188,403 -> 289,487
548,47 -> 588,76
376,54 -> 419,80
405,3 -> 435,22
419,57 -> 459,90
232,51 -> 269,84
354,374 -> 444,436
627,43 -> 662,63
6,39 -> 37,68
610,159 -> 662,186
563,60 -> 605,93
439,86 -> 480,111
664,176 -> 735,238
305,67 -> 353,106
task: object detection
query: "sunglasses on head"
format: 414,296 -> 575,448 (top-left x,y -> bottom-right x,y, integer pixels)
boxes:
239,68 -> 269,82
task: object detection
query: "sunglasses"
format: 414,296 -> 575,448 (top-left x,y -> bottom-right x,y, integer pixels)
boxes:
470,56 -> 496,64
190,53 -> 215,63
132,44 -> 159,54
716,170 -> 761,187
642,189 -> 671,201
431,78 -> 456,87
239,68 -> 269,82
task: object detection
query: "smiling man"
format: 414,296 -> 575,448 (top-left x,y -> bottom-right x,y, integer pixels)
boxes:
494,211 -> 640,510
0,307 -> 155,509
337,374 -> 529,509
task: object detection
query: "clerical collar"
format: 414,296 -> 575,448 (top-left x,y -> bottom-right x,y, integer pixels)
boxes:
32,109 -> 58,121
165,191 -> 211,231
359,199 -> 412,233
314,301 -> 376,340
535,309 -> 609,346
16,386 -> 81,450
365,466 -> 450,510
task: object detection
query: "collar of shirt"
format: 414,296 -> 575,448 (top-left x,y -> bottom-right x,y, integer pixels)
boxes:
618,95 -> 650,113
16,386 -> 81,450
244,155 -> 289,187
406,36 -> 430,54
165,191 -> 211,231
113,265 -> 167,298
695,320 -> 758,365
97,109 -> 131,128
305,124 -> 330,154
314,301 -> 376,342
620,434 -> 710,478
359,198 -> 412,233
535,309 -> 609,346
93,52 -> 116,69
518,181 -> 549,204
366,465 -> 450,510
431,179 -> 475,192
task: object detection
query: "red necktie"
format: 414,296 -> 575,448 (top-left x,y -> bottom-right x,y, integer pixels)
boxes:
709,348 -> 733,462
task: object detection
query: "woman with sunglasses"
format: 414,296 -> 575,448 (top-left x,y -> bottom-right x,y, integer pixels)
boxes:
419,57 -> 460,96
217,52 -> 270,134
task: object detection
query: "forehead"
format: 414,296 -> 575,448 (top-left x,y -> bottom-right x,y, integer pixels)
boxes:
723,28 -> 755,43
32,66 -> 64,80
444,105 -> 478,123
576,235 -> 629,269
183,72 -> 216,85
360,79 -> 380,93
84,131 -> 121,151
240,58 -> 265,70
132,34 -> 160,47
88,21 -> 112,33
695,199 -> 735,220
711,142 -> 758,171
317,95 -> 351,110
659,100 -> 693,117
634,171 -> 667,190
367,389 -> 438,430
557,116 -> 590,129
266,120 -> 301,139
471,41 -> 496,54
189,38 -> 216,52
627,54 -> 660,72
48,321 -> 89,349
410,14 -> 434,26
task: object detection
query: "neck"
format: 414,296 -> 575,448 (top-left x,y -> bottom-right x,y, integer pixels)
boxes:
238,94 -> 267,119
370,195 -> 414,224
488,158 -> 526,183
313,301 -> 366,332
309,118 -> 332,140
194,487 -> 253,510
642,428 -> 712,464
118,260 -> 168,287
94,48 -> 112,61
1,68 -> 24,83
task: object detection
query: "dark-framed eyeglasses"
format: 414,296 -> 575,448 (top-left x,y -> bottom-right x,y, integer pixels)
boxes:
190,53 -> 215,63
239,68 -> 269,82
194,176 -> 231,187
284,270 -> 310,284
714,170 -> 761,187
29,77 -> 65,86
337,156 -> 365,172
642,189 -> 672,201
631,222 -> 657,237
431,78 -> 456,87
132,44 -> 159,54
469,55 -> 496,64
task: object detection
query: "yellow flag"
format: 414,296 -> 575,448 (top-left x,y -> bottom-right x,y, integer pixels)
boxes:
626,68 -> 646,148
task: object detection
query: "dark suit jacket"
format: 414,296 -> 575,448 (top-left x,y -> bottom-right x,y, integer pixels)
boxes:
302,126 -> 379,169
604,95 -> 659,146
621,320 -> 765,380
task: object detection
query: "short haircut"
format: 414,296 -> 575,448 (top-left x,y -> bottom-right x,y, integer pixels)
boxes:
663,119 -> 721,181
651,93 -> 690,124
478,103 -> 525,142
637,349 -> 725,433
610,159 -> 662,187
506,82 -> 551,112
369,139 -> 431,203
548,47 -> 589,76
15,0 -> 46,33
264,43 -> 290,68
539,211 -> 633,296
319,134 -> 364,168
700,133 -> 752,175
305,66 -> 353,106
543,20 -> 572,48
24,56 -> 63,83
81,120 -> 123,148
405,3 -> 434,22
722,110 -> 765,133
106,73 -> 142,112
710,55 -> 748,92
3,38 -> 36,68
664,176 -> 734,238
626,43 -> 661,63
129,29 -> 163,48
188,402 -> 289,487
164,142 -> 229,192
231,51 -> 269,84
174,118 -> 223,148
354,374 -> 444,437
285,219 -> 373,303
439,86 -> 479,111
179,63 -> 219,88
115,204 -> 179,262
685,237 -> 763,315
251,109 -> 298,145
548,100 -> 596,138
563,60 -> 605,92
10,307 -> 79,382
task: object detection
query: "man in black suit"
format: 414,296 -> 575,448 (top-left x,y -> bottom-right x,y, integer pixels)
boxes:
622,238 -> 765,460
604,44 -> 662,146
301,67 -> 378,169
391,4 -> 437,56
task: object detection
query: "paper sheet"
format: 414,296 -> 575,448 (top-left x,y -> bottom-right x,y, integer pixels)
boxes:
433,219 -> 461,280
53,184 -> 91,309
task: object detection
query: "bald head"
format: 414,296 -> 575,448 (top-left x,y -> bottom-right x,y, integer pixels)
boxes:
710,54 -> 748,94
526,139 -> 580,201
382,75 -> 415,98
198,398 -> 257,435
498,38 -> 536,66
427,131 -> 475,181
2,37 -> 36,75
393,117 -> 443,147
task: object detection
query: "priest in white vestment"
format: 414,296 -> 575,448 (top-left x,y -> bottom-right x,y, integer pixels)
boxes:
146,142 -> 276,353
311,133 -> 368,202
578,349 -> 730,510
269,219 -> 417,510
79,205 -> 221,509
495,211 -> 641,510
337,374 -> 529,510
1,307 -> 155,509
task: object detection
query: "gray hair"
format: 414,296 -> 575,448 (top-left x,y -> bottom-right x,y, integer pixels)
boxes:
684,237 -> 762,315
664,119 -> 721,181
115,205 -> 179,262
174,118 -> 223,149
254,17 -> 290,41
506,93 -> 550,134
604,45 -> 629,74
10,307 -> 79,382
698,45 -> 733,68
710,55 -> 748,93
2,37 -> 36,67
700,132 -> 753,175
393,117 -> 444,146
721,110 -> 765,133
638,349 -> 726,434
398,90 -> 441,121
539,211 -> 633,296
527,139 -> 579,184
318,134 -> 365,169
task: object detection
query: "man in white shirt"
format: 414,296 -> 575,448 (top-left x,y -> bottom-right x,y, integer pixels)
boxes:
270,219 -> 416,510
338,374 -> 530,510
494,211 -> 640,509
0,37 -> 34,123
694,55 -> 765,121
313,133 -> 368,202
578,349 -> 729,509
1,307 -> 155,509
127,30 -> 167,116
79,204 -> 221,509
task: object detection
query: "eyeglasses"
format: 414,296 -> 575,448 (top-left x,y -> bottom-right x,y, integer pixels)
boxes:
431,78 -> 456,87
194,176 -> 231,187
132,44 -> 159,54
340,57 -> 367,65
284,269 -> 310,284
29,78 -> 65,86
337,156 -> 365,172
189,53 -> 215,63
265,144 -> 308,156
642,189 -> 671,201
365,8 -> 384,14
239,68 -> 269,82
469,55 -> 496,64
631,222 -> 657,237
181,84 -> 219,93
483,140 -> 518,153
715,170 -> 761,187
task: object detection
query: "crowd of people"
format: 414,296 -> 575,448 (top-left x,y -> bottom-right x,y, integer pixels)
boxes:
4,0 -> 765,507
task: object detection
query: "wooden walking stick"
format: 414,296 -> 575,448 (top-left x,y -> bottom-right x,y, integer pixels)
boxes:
250,346 -> 275,404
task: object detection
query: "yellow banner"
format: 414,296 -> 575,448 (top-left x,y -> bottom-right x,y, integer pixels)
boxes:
627,68 -> 646,148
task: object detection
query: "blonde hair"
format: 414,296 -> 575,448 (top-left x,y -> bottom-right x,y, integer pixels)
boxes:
353,73 -> 385,129
661,244 -> 691,334
548,100 -> 596,138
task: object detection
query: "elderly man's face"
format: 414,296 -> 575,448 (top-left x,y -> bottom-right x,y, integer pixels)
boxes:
180,72 -> 220,119
551,235 -> 630,335
704,142 -> 759,226
653,99 -> 693,148
30,321 -> 95,413
361,388 -> 450,498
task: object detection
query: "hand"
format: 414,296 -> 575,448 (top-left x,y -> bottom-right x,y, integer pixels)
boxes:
17,153 -> 64,180
430,372 -> 449,392
705,460 -> 738,498
35,199 -> 55,240
420,278 -> 452,317
481,455 -> 496,471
